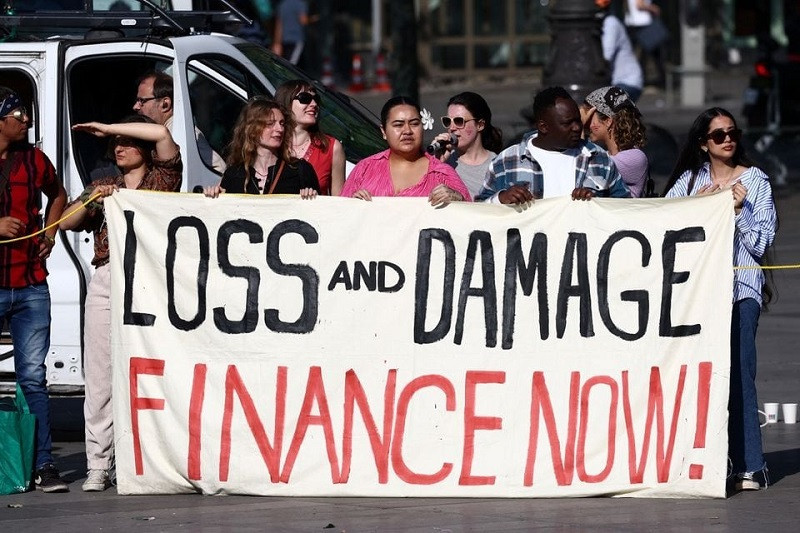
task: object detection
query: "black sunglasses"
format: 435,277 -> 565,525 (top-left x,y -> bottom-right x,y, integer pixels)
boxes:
440,116 -> 476,129
706,128 -> 742,144
294,91 -> 321,105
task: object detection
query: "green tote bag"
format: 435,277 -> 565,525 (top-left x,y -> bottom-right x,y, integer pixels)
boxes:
0,384 -> 36,494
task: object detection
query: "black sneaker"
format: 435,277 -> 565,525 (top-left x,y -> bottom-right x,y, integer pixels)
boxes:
34,463 -> 69,493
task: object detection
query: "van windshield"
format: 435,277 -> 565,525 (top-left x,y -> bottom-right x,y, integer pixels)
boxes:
235,42 -> 386,163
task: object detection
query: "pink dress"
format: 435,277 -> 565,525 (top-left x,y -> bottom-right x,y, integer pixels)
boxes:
341,150 -> 472,200
304,134 -> 335,195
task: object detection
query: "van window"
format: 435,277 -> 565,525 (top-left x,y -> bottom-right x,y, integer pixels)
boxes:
185,57 -> 268,162
68,56 -> 172,186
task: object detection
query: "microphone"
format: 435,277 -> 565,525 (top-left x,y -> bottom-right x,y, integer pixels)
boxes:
426,134 -> 457,155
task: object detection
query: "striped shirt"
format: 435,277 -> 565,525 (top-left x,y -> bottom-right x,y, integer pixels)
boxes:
476,131 -> 630,202
666,164 -> 776,305
341,150 -> 472,201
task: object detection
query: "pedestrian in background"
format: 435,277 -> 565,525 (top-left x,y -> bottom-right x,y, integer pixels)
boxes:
597,0 -> 643,101
61,116 -> 182,492
664,107 -> 777,492
273,0 -> 309,65
625,0 -> 668,89
0,86 -> 68,493
582,86 -> 650,197
431,91 -> 502,200
274,80 -> 346,195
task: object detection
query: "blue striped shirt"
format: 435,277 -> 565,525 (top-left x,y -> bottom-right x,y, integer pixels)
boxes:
476,131 -> 630,201
666,164 -> 776,305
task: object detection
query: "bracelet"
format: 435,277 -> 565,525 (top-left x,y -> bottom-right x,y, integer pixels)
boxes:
43,234 -> 56,245
79,188 -> 104,211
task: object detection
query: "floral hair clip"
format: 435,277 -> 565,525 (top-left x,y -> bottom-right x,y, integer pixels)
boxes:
420,108 -> 434,130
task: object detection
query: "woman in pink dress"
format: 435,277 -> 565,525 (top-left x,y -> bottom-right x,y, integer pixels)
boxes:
341,96 -> 471,206
274,80 -> 346,195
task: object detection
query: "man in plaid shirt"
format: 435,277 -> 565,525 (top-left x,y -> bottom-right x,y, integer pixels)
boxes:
476,86 -> 630,203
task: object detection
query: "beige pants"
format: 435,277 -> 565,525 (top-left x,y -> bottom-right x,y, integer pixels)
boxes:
83,264 -> 112,470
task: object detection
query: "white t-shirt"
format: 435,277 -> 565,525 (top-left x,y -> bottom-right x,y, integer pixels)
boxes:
528,141 -> 577,198
624,0 -> 652,28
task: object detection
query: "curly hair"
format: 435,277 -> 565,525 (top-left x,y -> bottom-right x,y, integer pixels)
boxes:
607,107 -> 647,151
226,97 -> 294,174
273,80 -> 330,152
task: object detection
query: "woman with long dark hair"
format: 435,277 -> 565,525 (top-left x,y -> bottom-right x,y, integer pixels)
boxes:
203,97 -> 318,198
341,96 -> 470,205
430,91 -> 502,199
274,80 -> 346,195
665,107 -> 777,492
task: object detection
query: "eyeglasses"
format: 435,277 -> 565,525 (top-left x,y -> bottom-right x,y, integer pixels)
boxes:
2,107 -> 30,123
441,116 -> 477,129
294,92 -> 320,105
134,96 -> 160,106
706,128 -> 742,144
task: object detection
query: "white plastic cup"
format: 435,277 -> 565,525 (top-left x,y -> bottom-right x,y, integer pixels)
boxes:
782,403 -> 798,424
764,402 -> 780,424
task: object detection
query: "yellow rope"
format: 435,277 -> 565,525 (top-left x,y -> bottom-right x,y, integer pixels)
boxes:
0,192 -> 102,244
734,264 -> 800,271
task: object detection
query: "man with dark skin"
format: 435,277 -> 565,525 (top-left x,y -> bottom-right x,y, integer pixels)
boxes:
477,86 -> 629,203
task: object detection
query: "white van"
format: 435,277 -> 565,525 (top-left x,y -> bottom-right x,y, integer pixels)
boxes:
0,3 -> 385,393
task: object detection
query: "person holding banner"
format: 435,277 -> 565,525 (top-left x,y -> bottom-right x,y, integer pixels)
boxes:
429,91 -> 503,199
274,80 -> 346,196
340,96 -> 470,205
664,107 -> 777,492
476,86 -> 630,203
202,97 -> 319,199
60,115 -> 182,492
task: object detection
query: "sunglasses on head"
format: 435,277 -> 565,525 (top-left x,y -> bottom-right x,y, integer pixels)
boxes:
294,91 -> 321,105
440,116 -> 476,129
2,107 -> 30,124
706,128 -> 742,144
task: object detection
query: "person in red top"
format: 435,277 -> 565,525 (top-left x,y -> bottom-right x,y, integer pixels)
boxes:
0,86 -> 68,492
274,80 -> 346,195
60,115 -> 182,492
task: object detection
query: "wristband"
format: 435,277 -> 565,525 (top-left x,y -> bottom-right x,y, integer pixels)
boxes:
43,234 -> 56,245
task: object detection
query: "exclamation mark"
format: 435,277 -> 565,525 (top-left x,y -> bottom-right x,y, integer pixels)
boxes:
689,362 -> 712,479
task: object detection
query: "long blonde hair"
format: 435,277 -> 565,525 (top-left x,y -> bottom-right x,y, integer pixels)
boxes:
226,97 -> 294,172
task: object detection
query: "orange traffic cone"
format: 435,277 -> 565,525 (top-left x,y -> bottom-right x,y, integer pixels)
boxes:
349,53 -> 365,92
321,55 -> 335,89
373,53 -> 390,92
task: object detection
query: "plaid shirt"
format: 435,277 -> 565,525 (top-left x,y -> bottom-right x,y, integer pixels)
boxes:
476,131 -> 630,202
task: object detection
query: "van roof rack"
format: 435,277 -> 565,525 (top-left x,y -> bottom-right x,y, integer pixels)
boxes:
0,1 -> 251,38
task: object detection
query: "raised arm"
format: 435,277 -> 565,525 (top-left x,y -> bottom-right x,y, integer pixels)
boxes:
72,121 -> 179,161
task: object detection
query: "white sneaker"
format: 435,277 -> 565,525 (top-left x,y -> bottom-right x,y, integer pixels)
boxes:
82,469 -> 111,492
735,472 -> 760,491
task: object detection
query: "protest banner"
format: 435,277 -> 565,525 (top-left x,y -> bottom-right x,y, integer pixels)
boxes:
105,191 -> 734,497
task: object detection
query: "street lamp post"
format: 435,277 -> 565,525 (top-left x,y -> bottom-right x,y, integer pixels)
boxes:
541,0 -> 609,102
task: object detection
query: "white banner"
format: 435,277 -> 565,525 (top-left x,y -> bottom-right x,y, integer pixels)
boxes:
106,190 -> 734,498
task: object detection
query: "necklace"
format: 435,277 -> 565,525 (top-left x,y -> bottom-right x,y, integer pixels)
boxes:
293,137 -> 311,157
710,164 -> 738,186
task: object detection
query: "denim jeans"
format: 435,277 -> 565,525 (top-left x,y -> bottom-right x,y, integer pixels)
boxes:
728,298 -> 766,475
0,282 -> 54,468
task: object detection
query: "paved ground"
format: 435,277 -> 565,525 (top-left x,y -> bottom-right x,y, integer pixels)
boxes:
3,70 -> 800,531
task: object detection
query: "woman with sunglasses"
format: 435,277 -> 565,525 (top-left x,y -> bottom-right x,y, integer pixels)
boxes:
341,96 -> 470,205
203,97 -> 319,198
274,80 -> 345,195
665,107 -> 777,492
431,92 -> 502,199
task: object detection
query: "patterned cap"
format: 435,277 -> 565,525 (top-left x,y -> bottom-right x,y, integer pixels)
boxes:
584,86 -> 639,118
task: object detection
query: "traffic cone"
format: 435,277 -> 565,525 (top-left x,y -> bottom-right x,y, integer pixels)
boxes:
321,55 -> 335,89
373,53 -> 390,92
349,53 -> 365,92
